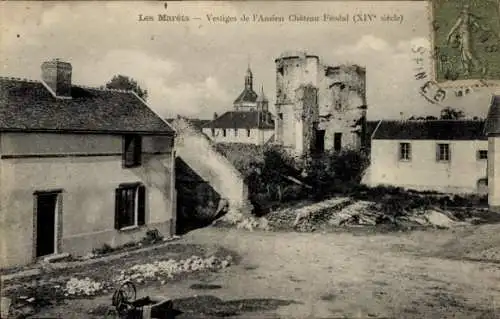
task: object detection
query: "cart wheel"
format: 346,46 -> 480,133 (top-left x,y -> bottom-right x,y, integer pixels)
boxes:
118,281 -> 137,303
112,281 -> 137,316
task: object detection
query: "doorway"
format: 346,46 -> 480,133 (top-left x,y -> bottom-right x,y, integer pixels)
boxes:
313,129 -> 325,154
35,192 -> 60,257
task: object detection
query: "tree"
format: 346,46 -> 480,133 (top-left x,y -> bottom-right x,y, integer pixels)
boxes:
440,107 -> 465,120
105,75 -> 148,100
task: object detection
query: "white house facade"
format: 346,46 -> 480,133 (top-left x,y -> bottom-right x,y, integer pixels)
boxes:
367,120 -> 488,194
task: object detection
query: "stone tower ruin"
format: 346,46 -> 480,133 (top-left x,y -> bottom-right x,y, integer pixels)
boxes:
274,51 -> 367,156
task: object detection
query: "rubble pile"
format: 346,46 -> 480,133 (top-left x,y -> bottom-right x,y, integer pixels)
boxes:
64,277 -> 107,296
293,198 -> 354,232
262,197 -> 480,232
115,255 -> 233,284
328,201 -> 382,226
217,211 -> 271,231
266,198 -> 353,231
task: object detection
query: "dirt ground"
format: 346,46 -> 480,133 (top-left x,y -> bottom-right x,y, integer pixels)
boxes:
30,223 -> 500,319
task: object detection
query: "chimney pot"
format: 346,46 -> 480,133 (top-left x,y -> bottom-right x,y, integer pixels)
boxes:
41,59 -> 72,98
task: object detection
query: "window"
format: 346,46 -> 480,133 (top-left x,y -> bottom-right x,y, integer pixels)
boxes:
247,129 -> 251,137
436,143 -> 450,162
222,129 -> 226,137
478,150 -> 488,160
278,113 -> 283,120
115,183 -> 146,230
399,143 -> 411,160
211,128 -> 215,137
234,128 -> 238,137
123,135 -> 142,168
334,133 -> 342,151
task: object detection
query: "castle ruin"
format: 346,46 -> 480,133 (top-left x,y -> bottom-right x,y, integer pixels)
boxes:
274,51 -> 367,156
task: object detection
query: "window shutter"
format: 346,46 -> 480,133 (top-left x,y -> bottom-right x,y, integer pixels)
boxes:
123,136 -> 129,165
115,188 -> 122,230
135,136 -> 142,165
137,185 -> 146,226
436,144 -> 440,161
448,145 -> 451,162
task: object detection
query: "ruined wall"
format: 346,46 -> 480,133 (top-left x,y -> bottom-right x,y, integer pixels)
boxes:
318,65 -> 367,151
294,84 -> 319,154
274,51 -> 367,155
171,118 -> 252,214
275,52 -> 320,153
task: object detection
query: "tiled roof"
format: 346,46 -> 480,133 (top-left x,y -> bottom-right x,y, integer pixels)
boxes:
233,88 -> 258,105
485,95 -> 500,135
204,111 -> 274,129
372,120 -> 487,140
0,77 -> 174,134
365,120 -> 380,138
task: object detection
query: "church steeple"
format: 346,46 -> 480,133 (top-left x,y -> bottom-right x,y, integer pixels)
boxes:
234,64 -> 258,110
257,85 -> 269,112
245,65 -> 253,90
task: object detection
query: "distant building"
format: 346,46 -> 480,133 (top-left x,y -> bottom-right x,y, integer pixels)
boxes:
0,59 -> 176,268
485,95 -> 500,210
202,66 -> 274,145
165,118 -> 210,132
273,51 -> 367,156
366,119 -> 488,194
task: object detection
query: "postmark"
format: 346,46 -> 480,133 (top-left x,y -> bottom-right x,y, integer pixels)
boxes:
431,0 -> 500,83
412,42 -> 499,108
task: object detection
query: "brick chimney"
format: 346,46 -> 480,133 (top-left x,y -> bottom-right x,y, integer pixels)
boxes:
41,59 -> 72,98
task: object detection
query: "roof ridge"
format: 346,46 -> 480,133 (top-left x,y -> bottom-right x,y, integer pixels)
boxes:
0,76 -> 39,83
73,84 -> 134,94
0,77 -> 135,94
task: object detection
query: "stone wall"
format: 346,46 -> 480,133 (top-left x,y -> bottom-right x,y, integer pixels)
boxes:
170,118 -> 253,216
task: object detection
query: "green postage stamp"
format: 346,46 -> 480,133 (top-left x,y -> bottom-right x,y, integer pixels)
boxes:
432,0 -> 500,82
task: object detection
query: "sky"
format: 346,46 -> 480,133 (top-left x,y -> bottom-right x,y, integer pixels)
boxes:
1,1 -> 498,120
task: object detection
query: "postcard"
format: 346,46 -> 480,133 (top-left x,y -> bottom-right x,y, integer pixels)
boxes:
1,1 -> 500,318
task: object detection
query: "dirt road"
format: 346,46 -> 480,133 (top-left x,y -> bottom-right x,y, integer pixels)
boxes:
37,225 -> 500,318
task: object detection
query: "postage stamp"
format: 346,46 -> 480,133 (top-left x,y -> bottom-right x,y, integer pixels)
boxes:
431,0 -> 500,82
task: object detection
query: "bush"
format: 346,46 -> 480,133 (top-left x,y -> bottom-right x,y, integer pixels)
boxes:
282,184 -> 306,201
141,228 -> 164,244
214,143 -> 265,179
302,148 -> 370,197
215,144 -> 371,214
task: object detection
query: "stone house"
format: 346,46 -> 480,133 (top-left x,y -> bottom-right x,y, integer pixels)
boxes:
0,59 -> 176,268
